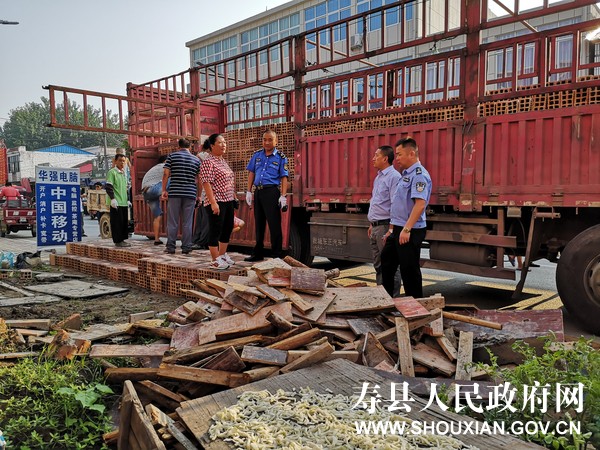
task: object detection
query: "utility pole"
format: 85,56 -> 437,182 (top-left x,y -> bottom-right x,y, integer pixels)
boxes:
103,132 -> 109,173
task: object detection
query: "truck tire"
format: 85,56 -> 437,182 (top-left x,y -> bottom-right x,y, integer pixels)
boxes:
99,213 -> 112,239
288,222 -> 313,266
556,224 -> 600,334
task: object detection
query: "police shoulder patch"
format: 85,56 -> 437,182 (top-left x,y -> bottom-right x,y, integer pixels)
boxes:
415,181 -> 427,193
416,167 -> 422,175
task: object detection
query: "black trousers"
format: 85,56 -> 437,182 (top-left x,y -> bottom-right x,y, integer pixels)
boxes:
253,186 -> 282,257
206,201 -> 235,247
381,226 -> 426,298
192,204 -> 209,246
109,206 -> 129,244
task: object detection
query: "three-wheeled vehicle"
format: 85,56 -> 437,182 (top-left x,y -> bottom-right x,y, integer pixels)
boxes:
0,198 -> 36,237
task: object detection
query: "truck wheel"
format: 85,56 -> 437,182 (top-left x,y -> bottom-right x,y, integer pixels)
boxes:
556,224 -> 600,334
288,222 -> 313,266
99,214 -> 112,239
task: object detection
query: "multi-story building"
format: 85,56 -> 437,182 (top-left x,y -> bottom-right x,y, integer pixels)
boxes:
186,0 -> 600,126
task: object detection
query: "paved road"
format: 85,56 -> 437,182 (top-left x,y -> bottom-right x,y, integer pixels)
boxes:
1,216 -> 596,341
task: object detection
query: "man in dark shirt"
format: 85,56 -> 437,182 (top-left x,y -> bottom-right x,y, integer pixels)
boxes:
161,139 -> 201,254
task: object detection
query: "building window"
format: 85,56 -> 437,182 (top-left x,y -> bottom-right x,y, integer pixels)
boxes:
305,0 -> 351,47
241,13 -> 299,65
357,0 -> 400,34
194,36 -> 237,66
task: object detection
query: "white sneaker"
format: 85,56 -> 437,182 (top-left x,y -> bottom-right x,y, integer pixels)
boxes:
221,253 -> 235,265
211,256 -> 230,270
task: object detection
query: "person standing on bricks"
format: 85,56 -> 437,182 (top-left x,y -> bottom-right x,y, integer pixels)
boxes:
105,154 -> 131,248
368,145 -> 402,296
161,138 -> 201,255
381,137 -> 432,298
244,129 -> 289,262
200,134 -> 237,270
141,155 -> 168,245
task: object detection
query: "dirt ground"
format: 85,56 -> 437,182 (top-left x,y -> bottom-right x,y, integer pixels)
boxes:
0,267 -> 183,326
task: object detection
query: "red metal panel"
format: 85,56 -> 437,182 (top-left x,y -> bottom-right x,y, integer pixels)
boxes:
479,105 -> 600,206
301,124 -> 463,207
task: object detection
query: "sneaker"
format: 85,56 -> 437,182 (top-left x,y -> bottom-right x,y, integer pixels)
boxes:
210,257 -> 230,270
221,253 -> 235,265
244,254 -> 264,262
115,241 -> 132,248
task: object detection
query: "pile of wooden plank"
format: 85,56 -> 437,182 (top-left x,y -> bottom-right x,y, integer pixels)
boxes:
0,256 -> 566,449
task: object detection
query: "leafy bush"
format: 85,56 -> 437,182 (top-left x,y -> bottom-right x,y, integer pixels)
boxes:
0,356 -> 115,449
474,336 -> 600,450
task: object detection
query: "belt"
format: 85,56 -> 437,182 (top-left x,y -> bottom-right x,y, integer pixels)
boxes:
370,219 -> 390,227
255,184 -> 278,190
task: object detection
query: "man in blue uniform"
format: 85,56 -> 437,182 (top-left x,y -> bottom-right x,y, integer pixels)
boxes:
381,137 -> 432,298
244,130 -> 289,262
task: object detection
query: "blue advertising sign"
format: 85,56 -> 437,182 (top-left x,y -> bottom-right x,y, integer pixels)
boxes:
35,166 -> 81,246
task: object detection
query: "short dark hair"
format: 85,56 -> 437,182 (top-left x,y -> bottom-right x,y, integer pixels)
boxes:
5,181 -> 11,186
378,145 -> 394,165
202,134 -> 221,151
396,137 -> 419,157
114,154 -> 125,161
178,138 -> 191,148
158,155 -> 168,163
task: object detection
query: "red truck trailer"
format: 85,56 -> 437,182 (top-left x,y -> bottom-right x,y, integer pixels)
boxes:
45,0 -> 600,333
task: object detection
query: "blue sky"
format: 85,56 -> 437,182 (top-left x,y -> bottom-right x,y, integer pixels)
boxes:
0,0 -> 290,123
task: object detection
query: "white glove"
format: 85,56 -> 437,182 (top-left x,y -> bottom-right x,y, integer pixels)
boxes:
278,195 -> 287,208
110,199 -> 118,209
245,191 -> 253,207
127,201 -> 132,207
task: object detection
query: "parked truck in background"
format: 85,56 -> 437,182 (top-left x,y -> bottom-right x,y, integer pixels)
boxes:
45,0 -> 600,333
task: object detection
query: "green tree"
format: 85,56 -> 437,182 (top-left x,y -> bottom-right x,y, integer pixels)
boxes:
0,98 -> 126,150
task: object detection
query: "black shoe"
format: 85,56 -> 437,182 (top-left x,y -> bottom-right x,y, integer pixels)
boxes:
191,244 -> 205,250
529,262 -> 540,267
244,255 -> 264,262
82,233 -> 87,237
164,248 -> 175,254
154,240 -> 163,246
182,249 -> 192,255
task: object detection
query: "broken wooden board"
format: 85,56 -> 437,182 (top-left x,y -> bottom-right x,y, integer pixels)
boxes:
279,341 -> 334,374
157,364 -> 250,388
223,287 -> 270,316
412,342 -> 456,377
118,381 -> 167,450
326,286 -> 394,314
359,332 -> 395,368
455,331 -> 474,381
251,258 -> 292,273
35,323 -> 131,344
89,344 -> 170,359
241,346 -> 288,366
0,294 -> 61,307
25,280 -> 129,299
445,309 -> 565,365
395,317 -> 414,377
177,359 -> 545,450
291,291 -> 336,322
256,284 -> 288,302
171,302 -> 293,349
394,296 -> 431,319
347,317 -> 387,336
280,288 -> 314,314
289,268 -> 326,293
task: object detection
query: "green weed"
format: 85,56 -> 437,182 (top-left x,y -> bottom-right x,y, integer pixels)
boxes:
0,355 -> 115,449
